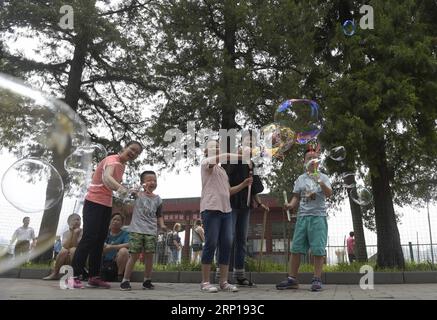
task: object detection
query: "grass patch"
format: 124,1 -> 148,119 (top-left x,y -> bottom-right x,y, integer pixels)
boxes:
13,259 -> 437,273
134,260 -> 202,272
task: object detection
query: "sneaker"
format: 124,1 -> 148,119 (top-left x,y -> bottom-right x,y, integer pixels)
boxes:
310,277 -> 323,292
200,282 -> 218,293
120,280 -> 131,291
236,277 -> 256,287
87,276 -> 111,289
142,280 -> 155,290
220,282 -> 238,292
66,277 -> 84,289
276,276 -> 299,290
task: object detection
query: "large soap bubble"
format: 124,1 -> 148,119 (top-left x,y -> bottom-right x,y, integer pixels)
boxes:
351,186 -> 373,206
259,123 -> 296,160
0,74 -> 90,273
1,158 -> 64,213
274,99 -> 323,144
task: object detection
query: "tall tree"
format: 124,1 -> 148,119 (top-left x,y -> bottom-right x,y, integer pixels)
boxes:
147,0 -> 323,164
318,0 -> 437,268
0,0 -> 160,260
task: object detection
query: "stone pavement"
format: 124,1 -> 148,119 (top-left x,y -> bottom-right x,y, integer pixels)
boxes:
0,278 -> 436,300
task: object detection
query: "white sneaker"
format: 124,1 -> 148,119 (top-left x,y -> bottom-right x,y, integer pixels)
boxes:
220,282 -> 238,292
200,282 -> 218,293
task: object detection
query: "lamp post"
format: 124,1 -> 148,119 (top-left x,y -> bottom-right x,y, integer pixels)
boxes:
427,198 -> 434,265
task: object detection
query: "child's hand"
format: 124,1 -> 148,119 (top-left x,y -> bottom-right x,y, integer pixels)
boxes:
142,183 -> 151,194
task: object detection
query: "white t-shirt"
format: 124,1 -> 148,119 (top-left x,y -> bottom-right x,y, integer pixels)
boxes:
12,226 -> 35,242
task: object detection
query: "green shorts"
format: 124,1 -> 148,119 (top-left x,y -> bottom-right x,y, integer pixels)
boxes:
129,232 -> 157,254
291,215 -> 328,256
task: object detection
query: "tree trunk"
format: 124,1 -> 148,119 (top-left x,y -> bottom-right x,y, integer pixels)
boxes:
367,137 -> 405,268
221,0 -> 237,130
34,30 -> 90,262
346,177 -> 368,262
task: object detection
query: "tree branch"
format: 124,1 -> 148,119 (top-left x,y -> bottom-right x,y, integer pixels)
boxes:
99,0 -> 153,17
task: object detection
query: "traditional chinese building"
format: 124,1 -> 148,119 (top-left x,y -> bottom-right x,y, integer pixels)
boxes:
113,194 -> 294,262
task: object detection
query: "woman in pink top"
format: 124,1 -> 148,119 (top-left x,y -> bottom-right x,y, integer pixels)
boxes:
200,140 -> 253,293
70,141 -> 143,289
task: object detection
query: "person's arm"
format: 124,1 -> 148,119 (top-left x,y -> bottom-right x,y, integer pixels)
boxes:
205,153 -> 245,168
172,238 -> 180,250
102,165 -> 127,194
70,228 -> 82,248
103,232 -> 129,253
253,194 -> 270,212
30,229 -> 36,248
319,180 -> 332,198
10,230 -> 17,245
62,228 -> 82,249
109,243 -> 129,250
158,216 -> 167,232
197,227 -> 205,242
62,230 -> 72,249
229,177 -> 253,195
285,194 -> 300,211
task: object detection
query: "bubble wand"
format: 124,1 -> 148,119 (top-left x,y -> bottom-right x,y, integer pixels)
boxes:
283,190 -> 291,222
246,162 -> 253,207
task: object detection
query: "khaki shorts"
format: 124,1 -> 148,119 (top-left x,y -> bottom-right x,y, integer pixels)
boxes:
129,232 -> 157,254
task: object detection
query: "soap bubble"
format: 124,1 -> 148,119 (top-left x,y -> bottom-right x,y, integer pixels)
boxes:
351,186 -> 373,206
343,20 -> 356,36
328,146 -> 346,161
274,99 -> 323,144
1,158 -> 64,213
0,74 -> 90,273
260,123 -> 296,160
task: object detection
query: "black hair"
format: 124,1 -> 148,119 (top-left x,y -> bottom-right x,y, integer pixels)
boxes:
241,129 -> 257,146
349,231 -> 355,237
195,219 -> 202,226
125,140 -> 143,152
140,170 -> 157,183
23,217 -> 30,223
111,212 -> 125,224
304,148 -> 317,159
67,213 -> 81,225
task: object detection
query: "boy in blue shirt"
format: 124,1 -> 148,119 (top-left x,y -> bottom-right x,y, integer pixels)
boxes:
276,148 -> 332,292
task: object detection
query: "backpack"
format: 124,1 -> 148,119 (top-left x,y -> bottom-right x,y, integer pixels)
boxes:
100,260 -> 117,282
166,232 -> 174,247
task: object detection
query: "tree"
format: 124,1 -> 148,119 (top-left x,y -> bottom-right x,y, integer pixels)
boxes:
317,0 -> 437,268
0,0 -> 160,260
147,0 -> 324,164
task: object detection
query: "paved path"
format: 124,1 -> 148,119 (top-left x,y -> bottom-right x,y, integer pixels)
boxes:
0,278 -> 436,300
